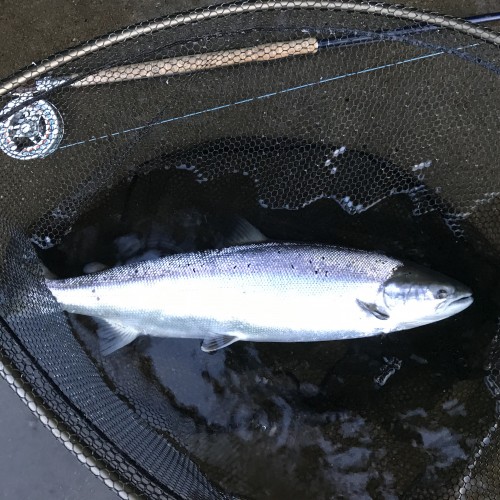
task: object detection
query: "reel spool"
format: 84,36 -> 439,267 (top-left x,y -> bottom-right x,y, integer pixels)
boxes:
0,95 -> 64,160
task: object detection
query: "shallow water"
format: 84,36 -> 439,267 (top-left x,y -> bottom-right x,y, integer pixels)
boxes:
40,143 -> 500,498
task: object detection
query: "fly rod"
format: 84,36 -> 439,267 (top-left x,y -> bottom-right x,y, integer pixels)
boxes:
31,12 -> 500,88
1,11 -> 499,160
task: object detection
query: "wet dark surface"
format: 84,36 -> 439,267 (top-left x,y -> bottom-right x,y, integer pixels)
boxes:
0,378 -> 117,500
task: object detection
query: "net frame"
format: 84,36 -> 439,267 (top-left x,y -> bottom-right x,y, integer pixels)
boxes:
0,2 -> 499,499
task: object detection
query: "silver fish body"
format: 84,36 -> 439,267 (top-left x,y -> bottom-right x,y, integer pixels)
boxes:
46,242 -> 473,354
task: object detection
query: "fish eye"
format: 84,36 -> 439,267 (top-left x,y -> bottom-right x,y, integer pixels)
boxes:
435,288 -> 449,300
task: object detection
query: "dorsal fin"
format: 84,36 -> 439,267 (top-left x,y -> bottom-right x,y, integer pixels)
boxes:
222,216 -> 267,247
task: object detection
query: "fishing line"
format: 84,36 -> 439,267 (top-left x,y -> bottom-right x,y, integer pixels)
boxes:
1,10 -> 499,159
58,41 -> 482,151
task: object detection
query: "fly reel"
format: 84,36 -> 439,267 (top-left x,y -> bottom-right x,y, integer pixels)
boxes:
0,94 -> 64,160
0,11 -> 497,162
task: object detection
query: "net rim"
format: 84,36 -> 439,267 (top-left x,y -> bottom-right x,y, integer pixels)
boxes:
1,2 -> 500,498
1,0 -> 499,96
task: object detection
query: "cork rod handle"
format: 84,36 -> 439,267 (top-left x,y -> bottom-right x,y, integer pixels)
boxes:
71,38 -> 319,87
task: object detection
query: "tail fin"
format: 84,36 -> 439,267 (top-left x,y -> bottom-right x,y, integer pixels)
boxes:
40,262 -> 57,280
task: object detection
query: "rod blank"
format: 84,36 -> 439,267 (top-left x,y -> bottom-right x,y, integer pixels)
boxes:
67,11 -> 500,88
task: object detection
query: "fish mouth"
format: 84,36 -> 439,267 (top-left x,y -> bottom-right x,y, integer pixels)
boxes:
451,295 -> 473,306
434,289 -> 473,315
444,293 -> 474,312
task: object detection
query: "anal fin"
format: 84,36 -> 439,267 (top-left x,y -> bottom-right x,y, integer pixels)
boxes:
96,319 -> 140,356
201,334 -> 240,353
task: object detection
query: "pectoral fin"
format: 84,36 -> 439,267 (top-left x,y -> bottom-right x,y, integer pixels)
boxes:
201,334 -> 240,352
96,319 -> 140,356
356,299 -> 389,320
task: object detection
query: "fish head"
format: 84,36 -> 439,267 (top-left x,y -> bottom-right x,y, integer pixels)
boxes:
380,264 -> 473,330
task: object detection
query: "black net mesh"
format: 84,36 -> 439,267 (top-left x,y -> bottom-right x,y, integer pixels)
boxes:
1,2 -> 500,498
